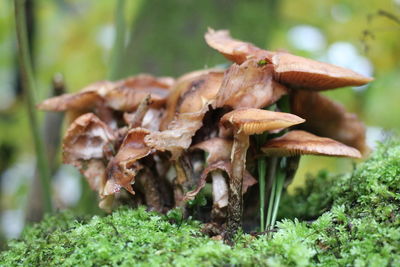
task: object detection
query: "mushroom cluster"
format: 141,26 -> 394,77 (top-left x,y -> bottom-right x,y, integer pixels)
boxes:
38,29 -> 372,241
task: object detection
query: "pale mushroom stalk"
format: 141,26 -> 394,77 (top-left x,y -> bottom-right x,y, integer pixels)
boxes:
211,170 -> 229,211
173,159 -> 188,207
226,130 -> 250,240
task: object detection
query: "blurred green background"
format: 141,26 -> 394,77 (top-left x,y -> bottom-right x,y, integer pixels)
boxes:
0,0 -> 399,240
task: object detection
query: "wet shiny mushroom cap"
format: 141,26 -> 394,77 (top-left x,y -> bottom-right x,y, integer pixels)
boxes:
220,108 -> 305,135
272,52 -> 373,91
261,130 -> 362,158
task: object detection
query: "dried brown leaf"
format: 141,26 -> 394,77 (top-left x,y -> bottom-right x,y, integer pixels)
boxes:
106,128 -> 152,195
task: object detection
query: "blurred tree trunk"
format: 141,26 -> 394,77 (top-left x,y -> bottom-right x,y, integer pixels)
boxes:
116,0 -> 280,79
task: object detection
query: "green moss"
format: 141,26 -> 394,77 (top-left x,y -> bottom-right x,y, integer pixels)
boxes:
2,139 -> 400,266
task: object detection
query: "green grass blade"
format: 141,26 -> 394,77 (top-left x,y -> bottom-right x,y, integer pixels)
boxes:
14,0 -> 52,213
258,157 -> 267,232
270,168 -> 285,229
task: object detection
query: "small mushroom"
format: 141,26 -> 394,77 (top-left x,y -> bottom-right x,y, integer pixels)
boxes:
220,108 -> 305,240
261,130 -> 361,229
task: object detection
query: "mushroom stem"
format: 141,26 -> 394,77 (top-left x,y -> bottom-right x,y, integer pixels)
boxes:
211,170 -> 228,220
226,131 -> 249,241
173,159 -> 187,207
212,170 -> 228,209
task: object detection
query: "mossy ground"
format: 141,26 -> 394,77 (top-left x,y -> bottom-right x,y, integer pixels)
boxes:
1,139 -> 400,266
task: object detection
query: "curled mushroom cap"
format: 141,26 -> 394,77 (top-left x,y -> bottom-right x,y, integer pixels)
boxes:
105,74 -> 173,112
37,81 -> 113,111
215,59 -> 288,109
177,71 -> 224,114
62,113 -> 115,193
161,68 -> 223,130
220,108 -> 305,135
272,52 -> 373,90
261,130 -> 361,158
205,28 -> 273,64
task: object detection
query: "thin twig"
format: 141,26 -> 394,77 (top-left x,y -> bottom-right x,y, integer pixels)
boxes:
128,94 -> 151,128
14,0 -> 52,213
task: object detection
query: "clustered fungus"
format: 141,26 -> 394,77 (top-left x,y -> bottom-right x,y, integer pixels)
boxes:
38,28 -> 373,242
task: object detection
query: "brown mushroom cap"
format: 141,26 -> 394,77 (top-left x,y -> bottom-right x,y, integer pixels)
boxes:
62,113 -> 115,193
160,68 -> 223,130
220,108 -> 305,135
105,74 -> 173,112
177,71 -> 224,114
261,130 -> 361,158
204,28 -> 273,64
37,81 -> 113,111
272,52 -> 373,90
